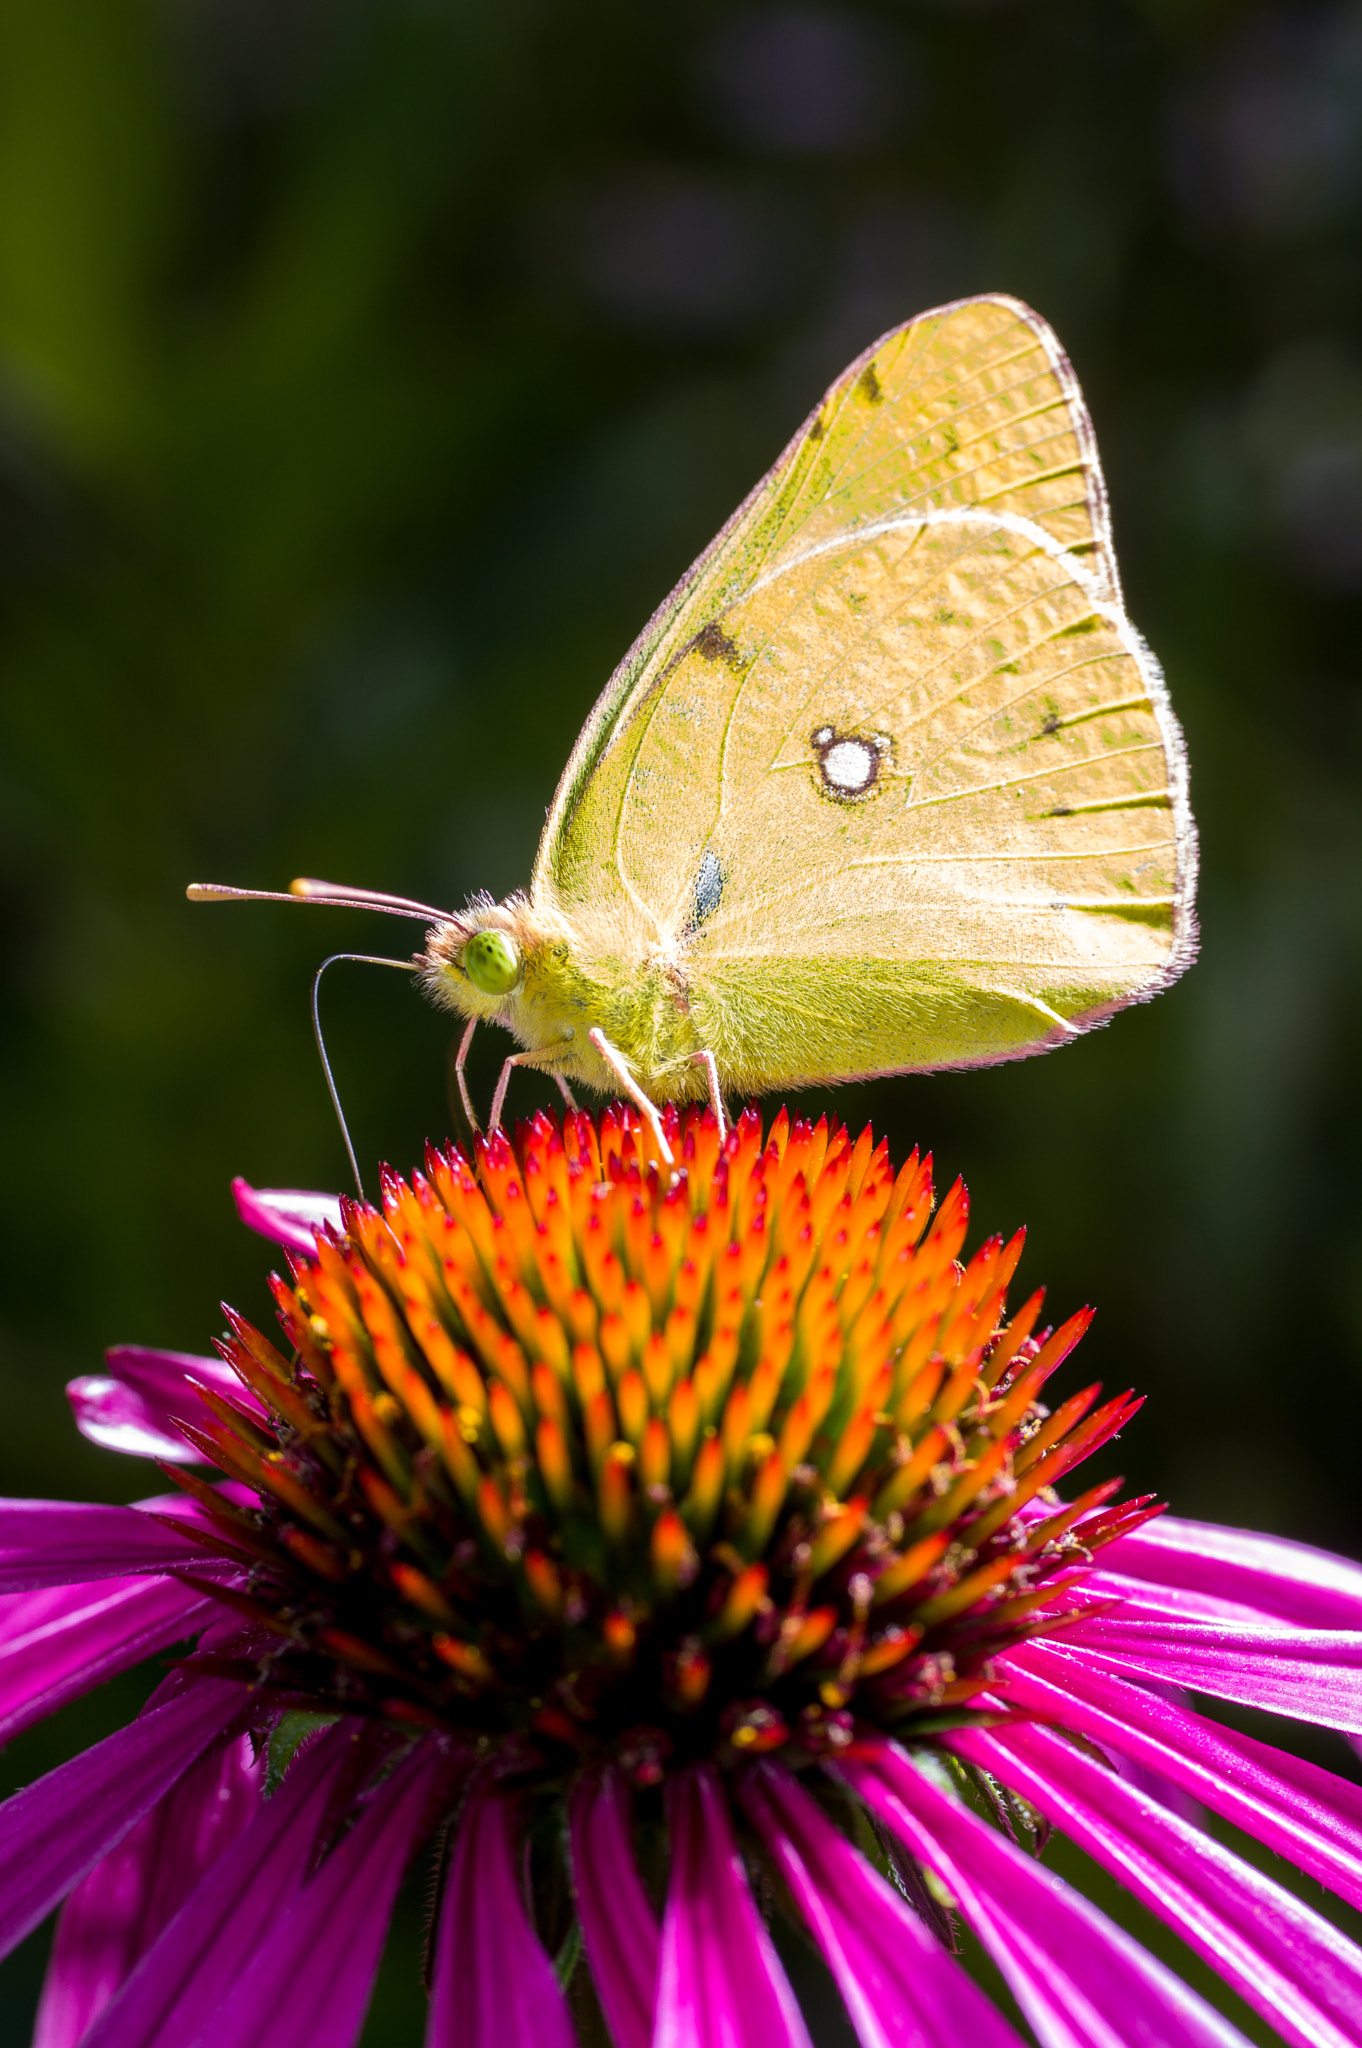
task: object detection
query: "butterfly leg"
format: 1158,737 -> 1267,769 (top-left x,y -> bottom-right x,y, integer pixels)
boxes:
587,1027 -> 674,1166
552,1073 -> 580,1112
489,1051 -> 537,1134
489,1040 -> 581,1134
689,1049 -> 727,1143
454,1018 -> 480,1133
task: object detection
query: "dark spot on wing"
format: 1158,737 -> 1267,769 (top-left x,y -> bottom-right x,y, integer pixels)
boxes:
807,412 -> 825,441
857,363 -> 883,405
1040,713 -> 1062,736
693,620 -> 745,669
1072,899 -> 1175,932
693,850 -> 724,926
1047,792 -> 1171,819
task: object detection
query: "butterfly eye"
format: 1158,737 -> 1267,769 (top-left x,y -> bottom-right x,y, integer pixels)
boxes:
463,929 -> 521,996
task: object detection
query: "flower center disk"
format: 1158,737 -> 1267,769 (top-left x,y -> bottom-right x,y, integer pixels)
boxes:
186,1104 -> 1140,1785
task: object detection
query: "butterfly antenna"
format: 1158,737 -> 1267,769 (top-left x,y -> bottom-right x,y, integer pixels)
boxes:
312,953 -> 418,1200
187,879 -> 454,926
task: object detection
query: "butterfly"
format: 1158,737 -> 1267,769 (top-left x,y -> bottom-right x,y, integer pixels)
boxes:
194,294 -> 1196,1164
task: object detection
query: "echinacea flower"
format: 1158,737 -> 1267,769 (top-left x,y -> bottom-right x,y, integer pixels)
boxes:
7,1103 -> 1362,2048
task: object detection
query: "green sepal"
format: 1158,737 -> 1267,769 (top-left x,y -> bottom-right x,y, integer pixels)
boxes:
265,1708 -> 339,1796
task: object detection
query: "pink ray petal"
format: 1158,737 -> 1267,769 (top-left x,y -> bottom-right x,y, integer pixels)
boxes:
232,1180 -> 343,1254
1057,1612 -> 1362,1732
955,1719 -> 1362,2048
842,1743 -> 1251,2048
1101,1516 -> 1362,1630
70,1347 -> 263,1464
194,1739 -> 442,2048
428,1783 -> 575,2048
0,1677 -> 248,1964
569,1768 -> 659,2048
1082,1570 -> 1294,1627
34,1735 -> 260,2048
0,1575 -> 212,1745
1000,1639 -> 1362,1909
653,1765 -> 813,2048
82,1718 -> 352,2048
740,1761 -> 1025,2048
0,1498 -> 229,1593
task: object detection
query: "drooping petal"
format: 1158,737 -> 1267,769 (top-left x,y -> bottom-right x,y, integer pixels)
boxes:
1056,1611 -> 1362,1733
34,1735 -> 260,2048
232,1180 -> 342,1254
653,1765 -> 813,2048
0,1575 -> 212,1744
1001,1639 -> 1362,1910
842,1743 -> 1251,2048
187,1739 -> 441,2048
69,1348 -> 262,1464
740,1762 -> 1024,2048
428,1783 -> 575,2048
1101,1516 -> 1362,1630
0,1677 -> 247,1964
84,1720 -> 351,2048
955,1720 -> 1362,2048
0,1499 -> 220,1593
569,1769 -> 659,2048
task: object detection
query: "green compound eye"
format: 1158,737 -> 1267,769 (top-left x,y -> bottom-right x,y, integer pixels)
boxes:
463,929 -> 521,996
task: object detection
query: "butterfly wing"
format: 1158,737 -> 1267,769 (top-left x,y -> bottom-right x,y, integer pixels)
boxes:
536,294 -> 1123,904
533,296 -> 1195,1086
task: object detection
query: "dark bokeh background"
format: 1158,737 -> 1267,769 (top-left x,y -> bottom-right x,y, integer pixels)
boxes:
2,0 -> 1361,2039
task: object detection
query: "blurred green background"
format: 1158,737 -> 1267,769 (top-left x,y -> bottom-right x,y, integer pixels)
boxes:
2,0 -> 1361,2038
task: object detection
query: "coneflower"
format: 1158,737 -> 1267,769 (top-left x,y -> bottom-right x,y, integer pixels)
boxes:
9,1104 -> 1362,2048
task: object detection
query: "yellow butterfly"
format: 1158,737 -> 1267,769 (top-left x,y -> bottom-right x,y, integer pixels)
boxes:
194,295 -> 1196,1163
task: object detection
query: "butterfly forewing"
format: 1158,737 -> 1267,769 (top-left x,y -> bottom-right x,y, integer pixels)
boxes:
537,294 -> 1123,913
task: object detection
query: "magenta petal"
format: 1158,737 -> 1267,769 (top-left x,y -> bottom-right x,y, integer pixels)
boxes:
0,1576 -> 212,1744
0,1677 -> 247,1963
569,1769 -> 659,2048
1001,1640 -> 1362,1911
955,1720 -> 1362,2048
0,1499 -> 218,1593
1102,1515 -> 1362,1630
740,1763 -> 1024,2048
67,1380 -> 198,1465
1083,1570 -> 1292,1627
84,1721 -> 351,2048
191,1740 -> 439,2048
232,1179 -> 342,1254
70,1348 -> 263,1464
1057,1612 -> 1362,1732
428,1784 -> 575,2048
34,1735 -> 260,2048
843,1743 -> 1251,2048
654,1765 -> 813,2048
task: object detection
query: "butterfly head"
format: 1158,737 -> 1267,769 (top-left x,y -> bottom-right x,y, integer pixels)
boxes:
417,894 -> 595,1037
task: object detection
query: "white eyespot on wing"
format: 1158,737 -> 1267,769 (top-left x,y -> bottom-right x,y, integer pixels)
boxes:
820,737 -> 878,794
811,724 -> 834,747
